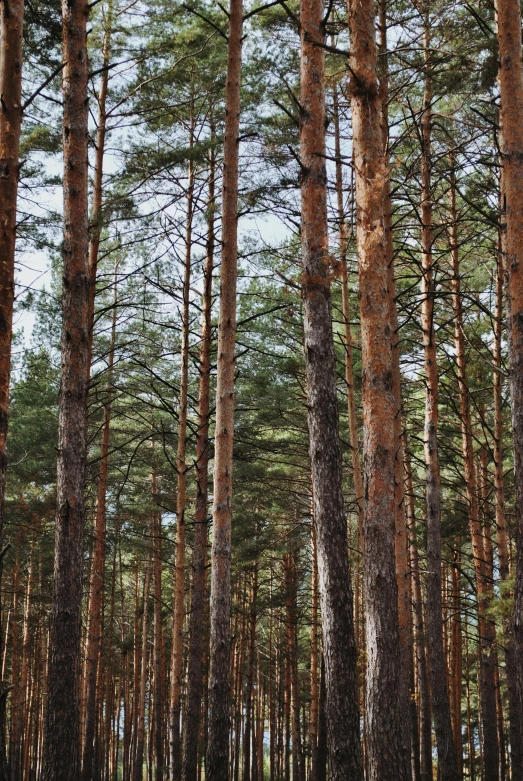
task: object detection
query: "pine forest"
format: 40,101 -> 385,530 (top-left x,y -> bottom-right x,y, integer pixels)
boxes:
1,0 -> 523,779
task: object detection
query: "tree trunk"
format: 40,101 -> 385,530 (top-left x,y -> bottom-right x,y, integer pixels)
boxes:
345,0 -> 409,777
133,564 -> 151,781
82,272 -> 118,781
181,131 -> 215,781
9,552 -> 21,781
152,467 -> 165,781
299,1 -> 362,778
170,129 -> 194,781
86,0 -> 113,374
493,219 -> 522,776
41,0 -> 90,778
496,0 -> 523,752
405,442 -> 432,781
206,0 -> 243,777
417,21 -> 459,781
242,569 -> 258,781
449,546 -> 463,777
0,0 -> 24,764
332,87 -> 364,542
316,657 -> 327,781
449,164 -> 498,779
377,6 -> 415,768
309,523 -> 319,781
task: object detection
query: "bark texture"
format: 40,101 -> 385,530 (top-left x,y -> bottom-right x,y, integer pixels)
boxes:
496,0 -> 523,761
41,1 -> 90,778
346,0 -> 409,777
493,216 -> 522,777
0,3 -> 24,767
205,1 -> 243,778
300,1 -> 362,779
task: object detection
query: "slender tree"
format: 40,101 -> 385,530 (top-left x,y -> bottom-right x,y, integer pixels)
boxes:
81,273 -> 118,781
181,135 -> 215,781
206,1 -> 243,778
449,164 -> 498,778
0,1 -> 24,768
170,128 -> 194,781
417,21 -> 460,780
496,0 -> 523,749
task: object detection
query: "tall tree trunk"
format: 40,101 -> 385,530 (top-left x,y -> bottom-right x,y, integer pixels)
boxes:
496,0 -> 523,750
377,5 -> 415,768
309,523 -> 319,781
103,535 -> 118,781
170,128 -> 194,781
450,546 -> 463,778
405,442 -> 432,781
316,657 -> 327,781
86,0 -> 113,374
9,552 -> 21,781
465,622 -> 476,781
299,1 -> 362,779
493,220 -> 522,776
41,0 -> 90,777
181,126 -> 215,781
133,564 -> 151,781
332,87 -> 364,543
16,545 -> 34,781
417,19 -> 459,781
288,557 -> 304,781
206,1 -> 243,776
152,467 -> 165,781
449,165 -> 498,779
82,272 -> 118,781
0,0 -> 24,763
346,0 -> 409,777
242,569 -> 258,781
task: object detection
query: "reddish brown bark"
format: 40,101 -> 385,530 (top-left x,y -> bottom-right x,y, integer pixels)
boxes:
300,1 -> 362,778
493,221 -> 522,774
41,1 -> 90,778
346,0 -> 409,777
0,0 -> 23,525
496,0 -> 523,748
0,2 -> 24,767
206,1 -> 243,777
